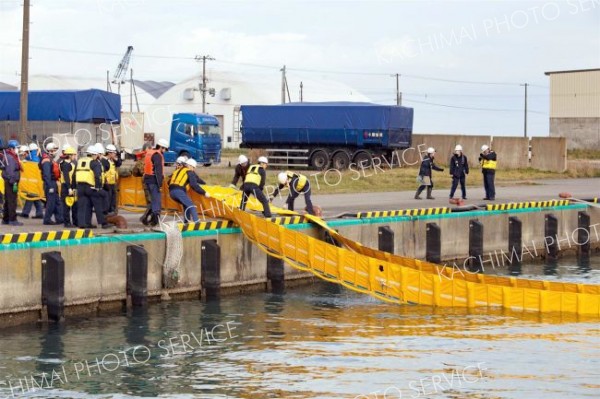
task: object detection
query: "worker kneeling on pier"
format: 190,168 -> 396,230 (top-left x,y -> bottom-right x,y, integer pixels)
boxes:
271,171 -> 315,215
240,156 -> 272,217
169,158 -> 210,223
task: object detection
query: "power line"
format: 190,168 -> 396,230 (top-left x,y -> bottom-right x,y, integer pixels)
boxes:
0,43 -> 549,87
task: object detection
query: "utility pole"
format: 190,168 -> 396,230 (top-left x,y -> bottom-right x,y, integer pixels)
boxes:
19,0 -> 30,140
195,55 -> 215,113
391,73 -> 401,106
281,65 -> 286,104
520,83 -> 529,137
300,81 -> 303,102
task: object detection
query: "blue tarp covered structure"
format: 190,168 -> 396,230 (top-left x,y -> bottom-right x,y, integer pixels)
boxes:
0,89 -> 120,122
241,102 -> 413,130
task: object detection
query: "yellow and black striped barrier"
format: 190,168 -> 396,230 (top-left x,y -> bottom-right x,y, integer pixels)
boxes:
271,215 -> 306,225
178,215 -> 307,232
0,229 -> 94,245
485,199 -> 570,211
357,207 -> 450,218
178,220 -> 236,232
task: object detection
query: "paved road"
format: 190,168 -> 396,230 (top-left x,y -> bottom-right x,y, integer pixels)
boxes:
306,178 -> 600,216
1,178 -> 598,235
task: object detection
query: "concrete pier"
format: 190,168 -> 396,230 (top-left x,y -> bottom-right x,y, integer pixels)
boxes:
1,202 -> 599,327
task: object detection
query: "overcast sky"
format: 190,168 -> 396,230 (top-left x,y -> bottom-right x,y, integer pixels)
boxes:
1,0 -> 599,135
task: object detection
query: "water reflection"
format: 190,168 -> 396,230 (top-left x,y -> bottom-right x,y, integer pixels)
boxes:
0,257 -> 598,398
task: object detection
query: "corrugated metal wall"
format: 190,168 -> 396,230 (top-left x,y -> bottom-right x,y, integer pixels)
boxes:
549,70 -> 600,118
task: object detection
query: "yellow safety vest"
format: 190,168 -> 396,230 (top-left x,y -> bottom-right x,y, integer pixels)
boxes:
286,171 -> 307,191
75,157 -> 95,186
481,157 -> 497,170
105,159 -> 118,185
59,160 -> 75,185
170,167 -> 189,188
244,164 -> 262,185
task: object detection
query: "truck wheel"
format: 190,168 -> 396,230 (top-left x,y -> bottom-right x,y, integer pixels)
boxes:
310,150 -> 330,171
353,151 -> 373,168
180,151 -> 190,158
332,151 -> 351,170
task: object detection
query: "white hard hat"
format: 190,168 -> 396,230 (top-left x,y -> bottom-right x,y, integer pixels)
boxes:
238,154 -> 248,165
481,144 -> 489,152
277,172 -> 288,185
258,156 -> 268,164
454,144 -> 463,152
106,144 -> 117,153
157,138 -> 169,149
426,147 -> 435,154
95,143 -> 106,154
176,156 -> 187,164
86,145 -> 98,155
19,145 -> 29,153
28,143 -> 38,151
185,158 -> 197,168
46,142 -> 58,151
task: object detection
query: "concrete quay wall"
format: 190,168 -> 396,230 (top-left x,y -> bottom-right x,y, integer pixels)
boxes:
1,204 -> 598,326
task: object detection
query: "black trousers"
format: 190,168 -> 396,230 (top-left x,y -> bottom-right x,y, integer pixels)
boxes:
450,175 -> 466,199
240,183 -> 272,217
77,183 -> 106,226
104,184 -> 117,214
61,183 -> 78,226
287,182 -> 314,214
483,170 -> 496,199
2,178 -> 18,223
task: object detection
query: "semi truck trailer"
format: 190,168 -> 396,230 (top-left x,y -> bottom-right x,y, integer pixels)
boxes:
240,102 -> 413,170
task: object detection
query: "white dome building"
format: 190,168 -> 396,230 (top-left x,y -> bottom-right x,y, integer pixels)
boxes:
144,70 -> 372,149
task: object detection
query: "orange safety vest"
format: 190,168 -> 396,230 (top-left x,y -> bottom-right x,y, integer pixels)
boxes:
143,149 -> 164,176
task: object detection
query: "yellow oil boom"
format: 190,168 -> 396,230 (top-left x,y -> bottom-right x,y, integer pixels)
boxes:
115,176 -> 600,317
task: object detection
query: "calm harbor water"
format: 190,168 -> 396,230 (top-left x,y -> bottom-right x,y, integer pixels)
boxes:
0,257 -> 599,399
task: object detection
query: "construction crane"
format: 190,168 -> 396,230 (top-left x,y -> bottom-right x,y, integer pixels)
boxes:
111,45 -> 134,94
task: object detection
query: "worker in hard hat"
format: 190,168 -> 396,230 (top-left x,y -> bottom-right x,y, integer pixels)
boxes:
449,144 -> 469,200
240,156 -> 272,217
271,171 -> 315,215
59,146 -> 78,227
230,154 -> 250,189
143,138 -> 169,226
40,142 -> 64,225
104,144 -> 122,215
19,144 -> 44,219
1,140 -> 23,226
479,144 -> 497,201
414,147 -> 444,200
76,145 -> 109,228
169,158 -> 211,223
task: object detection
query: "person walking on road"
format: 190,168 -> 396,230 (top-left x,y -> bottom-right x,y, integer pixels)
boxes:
271,171 -> 314,215
449,144 -> 469,200
479,144 -> 497,201
240,156 -> 272,217
143,139 -> 169,226
414,147 -> 444,200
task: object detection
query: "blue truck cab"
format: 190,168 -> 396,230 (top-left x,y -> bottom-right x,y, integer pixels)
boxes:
163,113 -> 222,166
